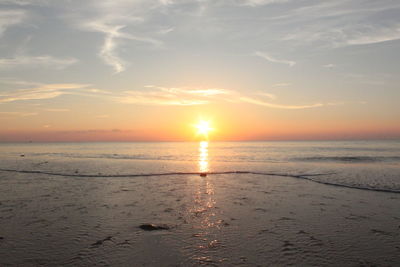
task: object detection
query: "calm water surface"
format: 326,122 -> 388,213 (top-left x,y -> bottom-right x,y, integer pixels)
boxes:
0,140 -> 399,192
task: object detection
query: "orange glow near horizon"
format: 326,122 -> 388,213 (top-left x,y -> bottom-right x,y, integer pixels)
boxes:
1,108 -> 400,142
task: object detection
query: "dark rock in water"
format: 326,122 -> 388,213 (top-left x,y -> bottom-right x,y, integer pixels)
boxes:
200,173 -> 207,177
139,224 -> 170,231
20,154 -> 25,157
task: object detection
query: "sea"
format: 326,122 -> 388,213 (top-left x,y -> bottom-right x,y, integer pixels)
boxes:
0,140 -> 399,193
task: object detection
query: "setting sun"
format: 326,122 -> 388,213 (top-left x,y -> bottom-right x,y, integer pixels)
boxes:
194,120 -> 214,139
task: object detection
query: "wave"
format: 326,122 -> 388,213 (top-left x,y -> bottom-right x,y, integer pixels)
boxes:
1,168 -> 399,194
13,152 -> 284,163
11,152 -> 400,165
293,156 -> 400,163
25,153 -> 165,160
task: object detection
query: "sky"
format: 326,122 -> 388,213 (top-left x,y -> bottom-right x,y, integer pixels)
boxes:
0,0 -> 399,141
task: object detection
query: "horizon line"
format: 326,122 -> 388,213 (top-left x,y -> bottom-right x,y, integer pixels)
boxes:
0,138 -> 399,144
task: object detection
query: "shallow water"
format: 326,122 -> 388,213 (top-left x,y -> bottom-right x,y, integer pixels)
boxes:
0,140 -> 399,192
0,141 -> 399,266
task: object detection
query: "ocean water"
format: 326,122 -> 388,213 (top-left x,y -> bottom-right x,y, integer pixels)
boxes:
0,140 -> 399,192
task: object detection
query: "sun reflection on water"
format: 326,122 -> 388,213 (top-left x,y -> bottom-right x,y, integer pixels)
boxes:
187,141 -> 225,264
198,141 -> 209,173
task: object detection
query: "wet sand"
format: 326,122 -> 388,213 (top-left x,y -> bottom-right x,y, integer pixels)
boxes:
1,169 -> 400,266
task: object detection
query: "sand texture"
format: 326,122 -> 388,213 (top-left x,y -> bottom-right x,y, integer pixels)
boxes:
1,169 -> 400,266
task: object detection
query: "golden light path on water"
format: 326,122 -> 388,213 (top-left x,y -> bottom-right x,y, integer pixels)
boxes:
198,141 -> 209,173
190,140 -> 223,263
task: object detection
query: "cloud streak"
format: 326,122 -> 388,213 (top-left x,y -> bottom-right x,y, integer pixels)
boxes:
0,111 -> 37,117
0,9 -> 26,37
120,85 -> 228,106
0,0 -> 44,5
239,97 -> 323,109
277,1 -> 400,47
0,78 -> 344,117
76,1 -> 163,73
255,51 -> 296,67
239,0 -> 290,7
40,108 -> 70,112
345,25 -> 400,45
0,83 -> 91,103
119,85 -> 329,109
0,55 -> 78,69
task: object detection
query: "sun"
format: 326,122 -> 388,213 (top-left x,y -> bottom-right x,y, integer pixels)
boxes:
194,119 -> 214,139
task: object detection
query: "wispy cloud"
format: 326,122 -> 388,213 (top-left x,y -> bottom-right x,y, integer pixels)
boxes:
75,1 -> 163,73
40,108 -> 70,112
254,51 -> 296,67
0,78 -> 344,112
0,55 -> 78,69
0,83 -> 91,103
273,83 -> 291,87
323,64 -> 335,68
239,97 -> 323,109
93,24 -> 125,74
82,22 -> 161,73
120,85 -> 229,105
5,81 -> 318,110
0,9 -> 26,37
159,0 -> 174,6
0,111 -> 37,117
119,85 -> 331,109
283,24 -> 400,47
0,0 -> 44,5
239,0 -> 290,7
158,27 -> 174,35
344,25 -> 400,45
256,92 -> 276,100
277,1 -> 400,47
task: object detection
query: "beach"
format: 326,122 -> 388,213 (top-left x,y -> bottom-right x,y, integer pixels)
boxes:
0,141 -> 399,266
2,0 -> 399,265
